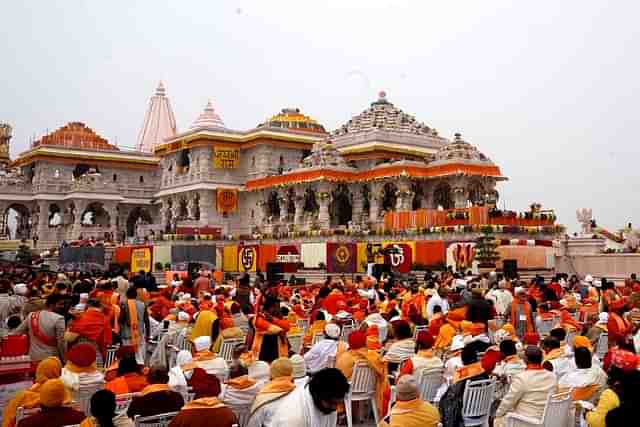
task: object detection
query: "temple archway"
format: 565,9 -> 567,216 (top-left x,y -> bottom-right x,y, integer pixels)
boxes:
329,184 -> 352,227
412,183 -> 424,210
48,204 -> 63,227
267,191 -> 280,219
468,180 -> 486,205
126,207 -> 153,237
81,202 -> 110,226
433,182 -> 453,210
4,204 -> 31,240
382,182 -> 398,212
303,188 -> 319,217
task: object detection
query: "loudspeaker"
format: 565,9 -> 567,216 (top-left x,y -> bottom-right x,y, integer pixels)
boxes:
266,262 -> 284,283
503,259 -> 518,279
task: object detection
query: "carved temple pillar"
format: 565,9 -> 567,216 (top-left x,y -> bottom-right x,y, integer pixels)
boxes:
351,187 -> 364,225
186,194 -> 196,220
317,185 -> 332,230
293,191 -> 305,226
369,182 -> 383,225
278,191 -> 289,224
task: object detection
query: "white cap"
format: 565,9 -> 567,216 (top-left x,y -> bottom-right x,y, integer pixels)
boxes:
13,284 -> 27,295
598,312 -> 609,324
193,336 -> 211,352
324,323 -> 341,339
182,293 -> 191,301
248,361 -> 270,381
451,335 -> 465,351
177,312 -> 190,322
336,311 -> 351,320
585,275 -> 593,283
80,293 -> 89,301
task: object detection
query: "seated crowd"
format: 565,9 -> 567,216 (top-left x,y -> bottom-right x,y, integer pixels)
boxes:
1,267 -> 640,427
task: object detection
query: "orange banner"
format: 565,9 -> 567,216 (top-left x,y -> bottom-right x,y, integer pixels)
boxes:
217,189 -> 238,214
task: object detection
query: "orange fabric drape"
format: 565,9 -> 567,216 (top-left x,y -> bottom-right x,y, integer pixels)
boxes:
259,245 -> 277,273
415,241 -> 446,266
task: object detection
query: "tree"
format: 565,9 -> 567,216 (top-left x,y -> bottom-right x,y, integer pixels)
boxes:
475,226 -> 500,268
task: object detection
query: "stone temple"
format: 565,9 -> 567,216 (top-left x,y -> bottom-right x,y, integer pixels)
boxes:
0,84 -> 561,258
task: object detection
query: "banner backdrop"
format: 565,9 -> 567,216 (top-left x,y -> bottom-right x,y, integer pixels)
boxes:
223,245 -> 237,272
276,244 -> 301,273
326,242 -> 357,274
171,245 -> 215,270
446,242 -> 476,273
238,245 -> 259,273
59,247 -> 105,272
380,241 -> 414,274
131,247 -> 152,272
216,189 -> 238,214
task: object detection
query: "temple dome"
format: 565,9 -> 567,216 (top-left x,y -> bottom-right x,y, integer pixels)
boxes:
333,91 -> 438,137
258,108 -> 326,134
433,133 -> 493,164
190,100 -> 226,130
34,122 -> 118,151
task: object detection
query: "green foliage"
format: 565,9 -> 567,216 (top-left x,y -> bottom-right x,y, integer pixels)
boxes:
475,226 -> 500,267
154,262 -> 164,272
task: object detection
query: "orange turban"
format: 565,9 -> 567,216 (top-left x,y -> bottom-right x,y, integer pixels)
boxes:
65,343 -> 96,368
39,379 -> 66,408
348,331 -> 367,350
220,317 -> 234,330
366,325 -> 381,350
573,336 -> 592,351
501,323 -> 516,338
35,356 -> 62,384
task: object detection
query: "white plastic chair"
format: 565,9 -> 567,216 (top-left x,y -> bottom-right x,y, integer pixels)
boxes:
503,391 -> 572,427
413,325 -> 429,340
220,338 -> 244,364
344,362 -> 379,427
341,324 -> 355,342
288,333 -> 303,354
297,318 -> 310,332
227,404 -> 251,427
104,344 -> 120,369
15,406 -> 40,425
461,379 -> 496,426
312,332 -> 324,346
76,381 -> 106,415
115,392 -> 140,414
134,411 -> 180,427
417,367 -> 445,403
537,319 -> 554,337
595,333 -> 608,360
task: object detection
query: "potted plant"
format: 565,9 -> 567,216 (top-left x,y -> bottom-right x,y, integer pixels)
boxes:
154,262 -> 164,272
475,225 -> 500,274
164,262 -> 172,271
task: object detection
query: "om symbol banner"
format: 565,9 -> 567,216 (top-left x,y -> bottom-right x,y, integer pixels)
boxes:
381,241 -> 415,274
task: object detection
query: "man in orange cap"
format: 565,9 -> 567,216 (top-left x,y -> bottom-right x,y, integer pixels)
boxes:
608,298 -> 631,344
336,331 -> 389,419
399,331 -> 442,377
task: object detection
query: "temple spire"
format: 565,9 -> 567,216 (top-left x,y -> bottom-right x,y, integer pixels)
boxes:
190,99 -> 225,130
136,81 -> 177,153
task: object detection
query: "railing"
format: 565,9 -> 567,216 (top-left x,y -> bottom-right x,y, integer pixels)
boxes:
383,207 -> 557,232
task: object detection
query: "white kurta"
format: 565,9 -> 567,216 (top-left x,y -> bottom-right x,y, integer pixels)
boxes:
271,386 -> 337,427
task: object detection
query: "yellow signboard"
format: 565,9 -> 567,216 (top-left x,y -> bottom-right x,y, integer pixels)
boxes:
131,247 -> 152,273
213,147 -> 240,169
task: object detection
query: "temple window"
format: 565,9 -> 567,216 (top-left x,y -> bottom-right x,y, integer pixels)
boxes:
113,174 -> 117,182
139,175 -> 144,183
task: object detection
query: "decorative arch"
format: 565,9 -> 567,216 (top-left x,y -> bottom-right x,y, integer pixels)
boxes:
433,182 -> 453,210
468,180 -> 486,205
382,182 -> 398,212
81,202 -> 110,227
178,198 -> 188,219
126,207 -> 152,237
4,203 -> 31,240
48,204 -> 63,227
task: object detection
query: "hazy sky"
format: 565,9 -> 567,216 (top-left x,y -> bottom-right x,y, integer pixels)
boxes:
1,1 -> 639,233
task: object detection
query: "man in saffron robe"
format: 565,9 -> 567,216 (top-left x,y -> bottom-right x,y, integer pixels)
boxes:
608,298 -> 631,344
250,296 -> 290,363
380,375 -> 440,427
439,346 -> 489,427
168,397 -> 237,427
506,288 -> 535,339
246,358 -> 296,427
336,330 -> 389,419
322,286 -> 347,315
66,299 -> 111,365
105,355 -> 149,394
